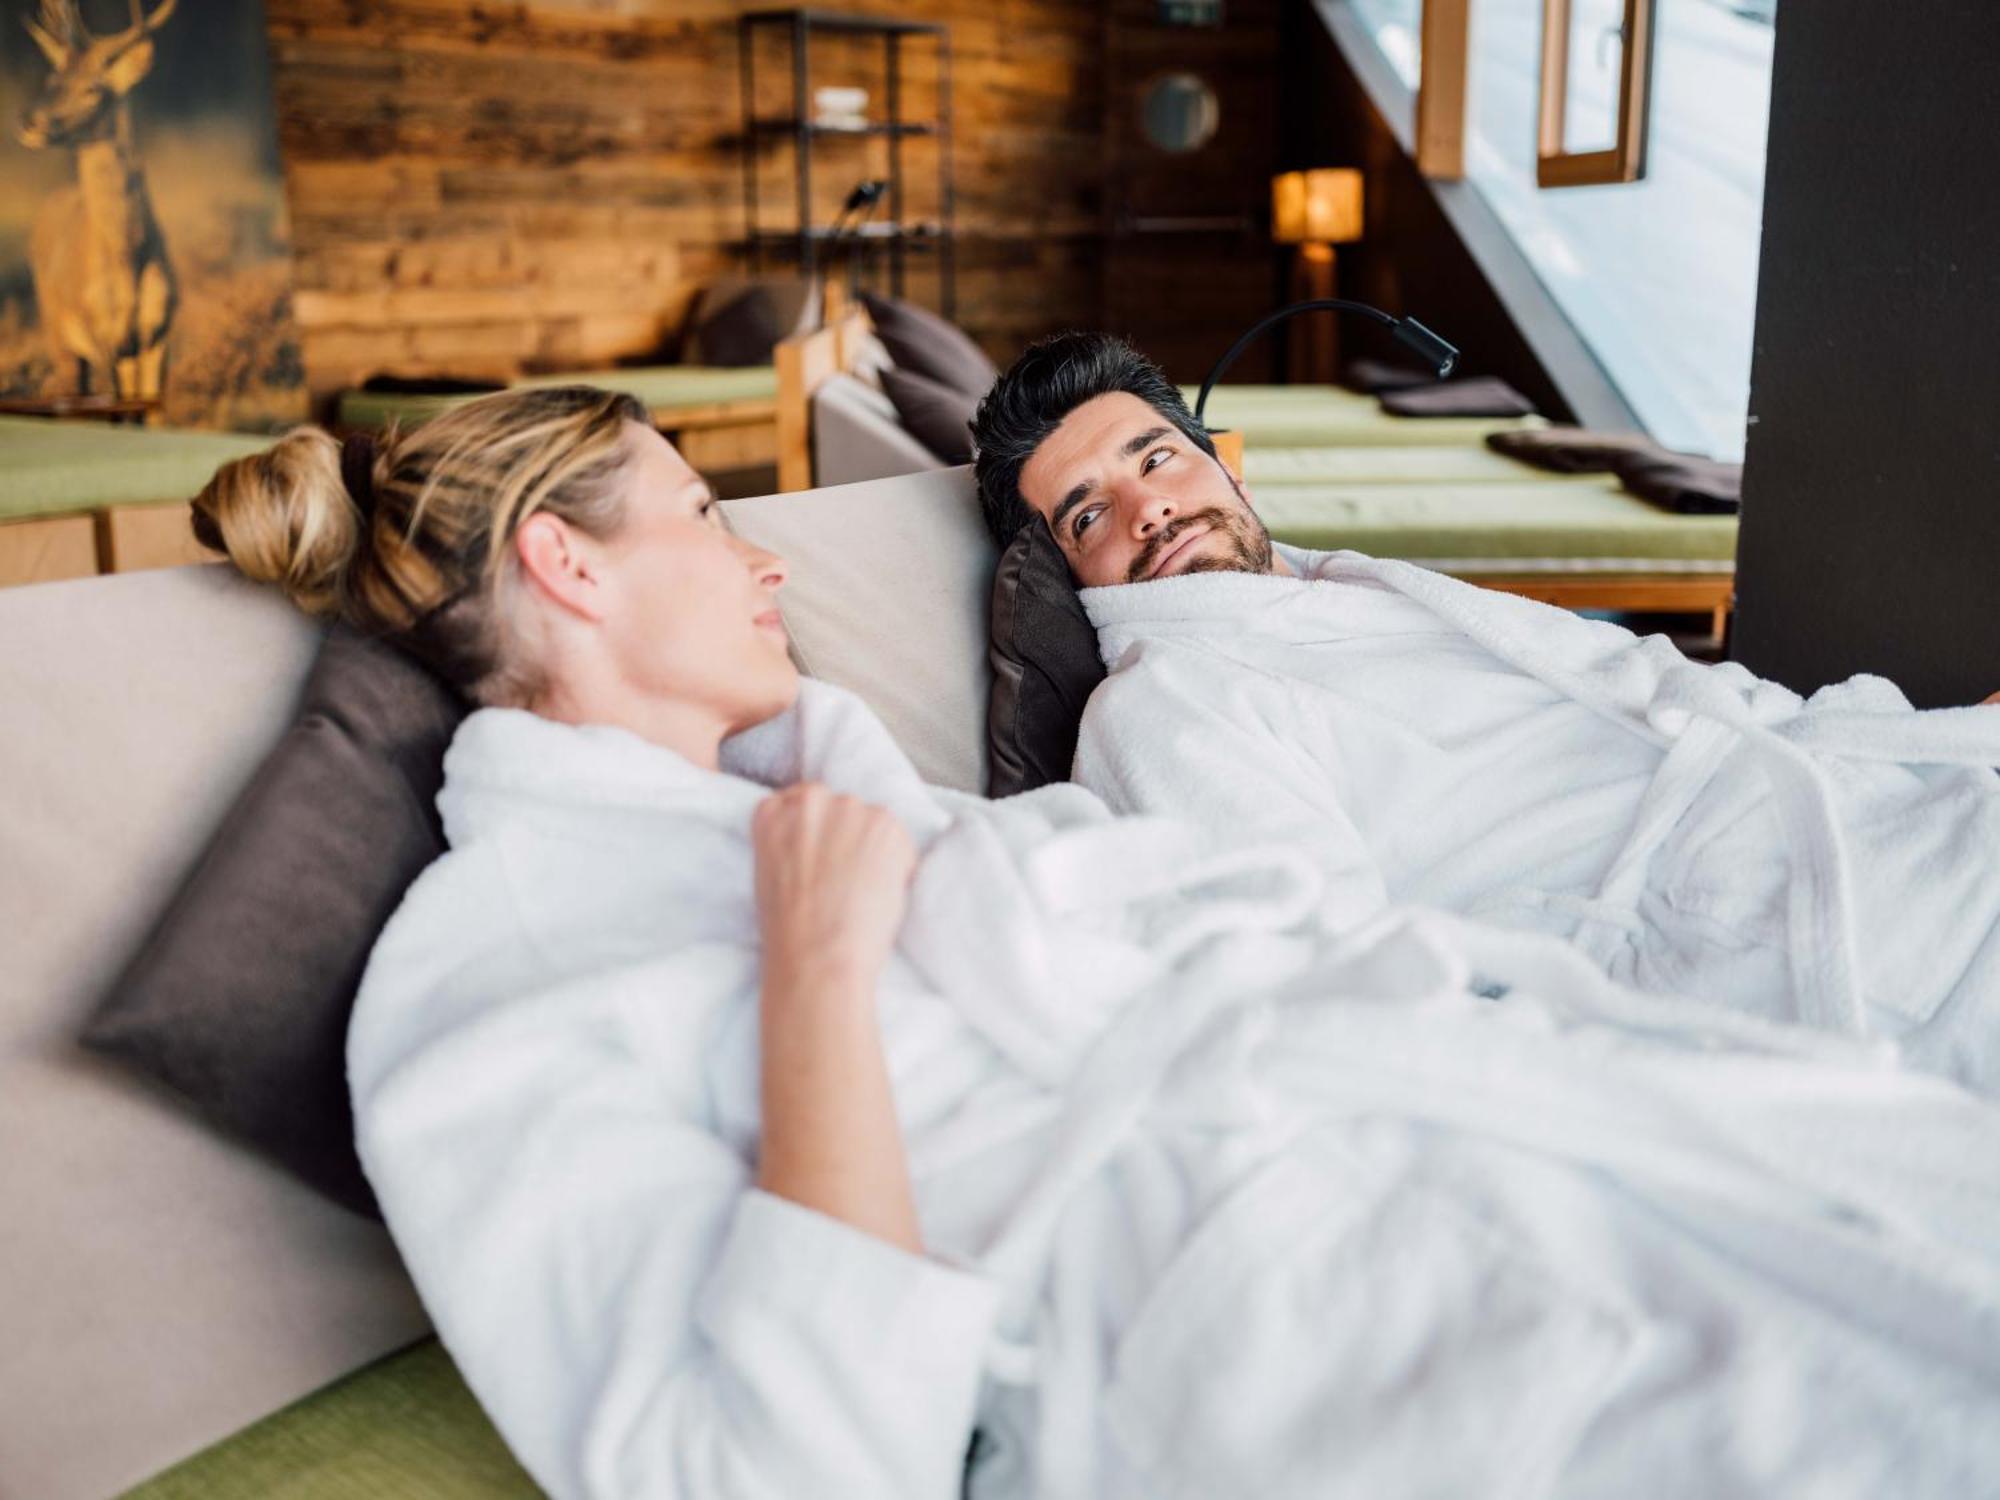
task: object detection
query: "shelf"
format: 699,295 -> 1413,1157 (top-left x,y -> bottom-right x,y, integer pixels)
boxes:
739,8 -> 954,314
747,118 -> 939,138
741,9 -> 946,36
745,223 -> 948,246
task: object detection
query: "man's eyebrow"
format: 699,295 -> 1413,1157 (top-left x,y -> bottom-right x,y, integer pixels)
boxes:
1051,479 -> 1095,535
1049,428 -> 1174,536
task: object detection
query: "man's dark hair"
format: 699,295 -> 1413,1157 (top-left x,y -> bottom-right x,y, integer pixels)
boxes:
971,331 -> 1217,546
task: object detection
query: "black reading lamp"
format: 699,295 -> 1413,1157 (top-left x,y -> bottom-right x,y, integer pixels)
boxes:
1193,298 -> 1460,430
824,179 -> 888,302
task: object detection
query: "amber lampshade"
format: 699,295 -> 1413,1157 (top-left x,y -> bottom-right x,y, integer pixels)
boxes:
1271,168 -> 1365,245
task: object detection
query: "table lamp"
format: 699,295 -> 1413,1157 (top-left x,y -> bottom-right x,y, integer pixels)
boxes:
1271,168 -> 1365,380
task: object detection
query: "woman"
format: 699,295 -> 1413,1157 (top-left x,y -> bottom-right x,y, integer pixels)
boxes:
197,389 -> 2000,1500
198,388 -> 987,1487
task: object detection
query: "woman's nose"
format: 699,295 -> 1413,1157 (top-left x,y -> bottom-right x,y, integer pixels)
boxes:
754,548 -> 789,589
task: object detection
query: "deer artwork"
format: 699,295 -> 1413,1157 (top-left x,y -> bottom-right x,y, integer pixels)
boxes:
16,0 -> 180,403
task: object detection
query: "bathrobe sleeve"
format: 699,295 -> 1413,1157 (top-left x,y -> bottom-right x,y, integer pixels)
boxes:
1074,646 -> 1391,927
348,848 -> 1000,1500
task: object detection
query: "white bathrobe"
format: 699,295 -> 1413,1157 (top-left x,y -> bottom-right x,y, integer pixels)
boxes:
351,678 -> 2000,1500
1076,545 -> 2000,1094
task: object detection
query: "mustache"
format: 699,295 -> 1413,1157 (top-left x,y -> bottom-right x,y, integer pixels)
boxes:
1129,509 -> 1229,583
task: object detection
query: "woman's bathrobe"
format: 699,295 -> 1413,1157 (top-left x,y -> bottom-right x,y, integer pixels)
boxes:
350,680 -> 2000,1500
1075,545 -> 2000,1094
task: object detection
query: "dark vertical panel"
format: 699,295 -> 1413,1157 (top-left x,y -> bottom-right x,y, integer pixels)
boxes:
1732,2 -> 2000,703
1100,0 -> 1282,383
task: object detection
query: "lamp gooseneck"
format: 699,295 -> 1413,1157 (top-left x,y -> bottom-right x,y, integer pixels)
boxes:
1194,299 -> 1461,427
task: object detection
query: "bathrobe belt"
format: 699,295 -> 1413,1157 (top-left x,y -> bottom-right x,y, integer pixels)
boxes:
1475,661 -> 2000,1040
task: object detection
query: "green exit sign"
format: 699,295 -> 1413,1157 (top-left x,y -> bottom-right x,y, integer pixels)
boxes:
1160,0 -> 1224,24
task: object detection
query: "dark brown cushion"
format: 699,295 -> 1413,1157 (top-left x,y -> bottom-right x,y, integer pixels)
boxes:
685,279 -> 822,367
858,290 -> 999,399
82,627 -> 467,1218
1342,357 -> 1438,394
880,365 -> 977,464
1612,452 -> 1741,514
1485,427 -> 1741,513
1379,376 -> 1538,418
986,522 -> 1105,797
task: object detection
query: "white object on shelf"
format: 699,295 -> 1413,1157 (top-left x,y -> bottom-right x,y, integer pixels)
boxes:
813,86 -> 869,129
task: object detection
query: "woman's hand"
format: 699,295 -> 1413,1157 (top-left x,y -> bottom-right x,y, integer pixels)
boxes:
1984,691 -> 2000,706
752,783 -> 917,990
751,784 -> 924,1253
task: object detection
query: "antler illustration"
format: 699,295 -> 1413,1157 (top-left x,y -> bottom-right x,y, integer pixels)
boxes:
23,0 -> 83,68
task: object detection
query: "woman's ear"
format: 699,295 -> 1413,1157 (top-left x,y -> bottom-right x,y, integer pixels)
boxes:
515,513 -> 606,623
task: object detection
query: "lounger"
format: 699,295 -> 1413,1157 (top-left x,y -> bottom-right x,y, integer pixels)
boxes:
1199,386 -> 1738,635
335,365 -> 782,473
0,416 -> 264,587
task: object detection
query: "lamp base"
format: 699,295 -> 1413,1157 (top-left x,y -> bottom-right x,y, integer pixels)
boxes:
1287,243 -> 1340,384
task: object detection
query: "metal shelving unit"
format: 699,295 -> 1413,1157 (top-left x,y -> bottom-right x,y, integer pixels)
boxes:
738,9 -> 956,316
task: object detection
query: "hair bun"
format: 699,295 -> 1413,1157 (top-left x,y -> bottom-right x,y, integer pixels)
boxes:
191,427 -> 361,618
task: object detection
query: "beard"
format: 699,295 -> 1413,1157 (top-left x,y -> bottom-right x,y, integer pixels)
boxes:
1126,494 -> 1275,584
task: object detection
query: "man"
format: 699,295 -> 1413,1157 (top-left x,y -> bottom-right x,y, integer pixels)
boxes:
971,331 -> 2000,1094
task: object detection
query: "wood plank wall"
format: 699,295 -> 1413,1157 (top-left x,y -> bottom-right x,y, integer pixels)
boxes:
264,0 -> 1124,417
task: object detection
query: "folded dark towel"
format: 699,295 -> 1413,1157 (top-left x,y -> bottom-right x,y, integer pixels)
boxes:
1380,376 -> 1538,419
1343,357 -> 1439,395
1484,426 -> 1658,473
359,373 -> 507,396
1485,427 -> 1740,514
1612,453 -> 1741,515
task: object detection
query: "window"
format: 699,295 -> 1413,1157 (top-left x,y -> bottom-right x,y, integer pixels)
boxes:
1338,0 -> 1775,461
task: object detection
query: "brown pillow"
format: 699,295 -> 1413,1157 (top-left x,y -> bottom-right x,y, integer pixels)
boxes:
684,278 -> 822,366
1379,376 -> 1537,418
82,627 -> 467,1218
880,365 -> 977,464
986,522 -> 1105,797
858,290 -> 999,399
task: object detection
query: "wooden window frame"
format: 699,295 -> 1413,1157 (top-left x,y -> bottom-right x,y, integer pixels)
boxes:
1536,0 -> 1657,187
1414,0 -> 1471,179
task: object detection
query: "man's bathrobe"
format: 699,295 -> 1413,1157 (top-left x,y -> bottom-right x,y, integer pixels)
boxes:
1074,544 -> 2000,1095
351,680 -> 2000,1500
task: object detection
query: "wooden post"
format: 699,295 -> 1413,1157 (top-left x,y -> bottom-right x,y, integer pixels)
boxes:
1210,428 -> 1245,479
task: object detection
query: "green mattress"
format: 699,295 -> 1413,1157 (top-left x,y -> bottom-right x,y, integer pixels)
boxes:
338,366 -> 779,432
118,1339 -> 544,1500
1244,442 -> 1576,486
1187,383 -> 1545,449
0,416 -> 266,523
1252,471 -> 1736,570
1183,389 -> 1734,573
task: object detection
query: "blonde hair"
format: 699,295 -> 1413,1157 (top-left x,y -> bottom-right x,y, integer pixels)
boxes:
193,386 -> 649,705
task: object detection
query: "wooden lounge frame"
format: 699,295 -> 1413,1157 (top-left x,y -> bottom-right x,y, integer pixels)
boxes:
773,296 -> 879,493
0,500 -> 217,590
1481,572 -> 1732,643
1536,0 -> 1657,187
653,395 -> 780,474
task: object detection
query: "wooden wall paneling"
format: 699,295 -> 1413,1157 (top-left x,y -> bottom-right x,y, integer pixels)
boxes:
267,0 -> 1118,416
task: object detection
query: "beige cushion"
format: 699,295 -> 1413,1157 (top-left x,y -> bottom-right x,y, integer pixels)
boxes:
723,465 -> 994,793
811,372 -> 944,489
0,566 -> 429,1500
